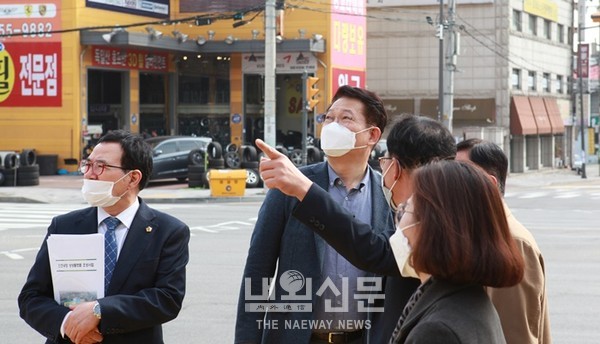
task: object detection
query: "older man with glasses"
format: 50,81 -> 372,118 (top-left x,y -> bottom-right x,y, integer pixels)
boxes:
19,130 -> 190,344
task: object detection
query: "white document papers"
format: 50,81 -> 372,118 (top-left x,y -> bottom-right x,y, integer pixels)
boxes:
47,233 -> 104,306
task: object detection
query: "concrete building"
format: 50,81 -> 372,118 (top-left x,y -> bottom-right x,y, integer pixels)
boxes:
366,0 -> 573,172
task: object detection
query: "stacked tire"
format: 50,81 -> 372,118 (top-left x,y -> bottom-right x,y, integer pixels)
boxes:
206,142 -> 224,169
239,145 -> 261,188
188,149 -> 208,188
0,149 -> 40,187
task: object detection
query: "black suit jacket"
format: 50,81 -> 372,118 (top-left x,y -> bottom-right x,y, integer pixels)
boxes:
18,199 -> 190,344
235,162 -> 393,344
293,184 -> 421,343
394,279 -> 505,344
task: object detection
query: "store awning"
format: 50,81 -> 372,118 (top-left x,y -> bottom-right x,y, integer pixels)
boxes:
510,96 -> 538,135
528,97 -> 552,135
80,30 -> 326,54
543,97 -> 565,134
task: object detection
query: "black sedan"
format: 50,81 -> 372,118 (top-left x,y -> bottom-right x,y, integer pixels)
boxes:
145,136 -> 212,181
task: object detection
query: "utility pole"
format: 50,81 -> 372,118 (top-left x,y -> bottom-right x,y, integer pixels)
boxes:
264,0 -> 277,147
578,0 -> 587,178
437,0 -> 444,123
442,0 -> 457,134
301,70 -> 309,166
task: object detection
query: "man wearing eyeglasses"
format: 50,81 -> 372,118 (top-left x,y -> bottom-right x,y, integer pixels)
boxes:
18,130 -> 190,344
256,114 -> 456,342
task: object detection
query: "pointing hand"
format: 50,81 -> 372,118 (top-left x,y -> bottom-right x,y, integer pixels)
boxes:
255,139 -> 313,201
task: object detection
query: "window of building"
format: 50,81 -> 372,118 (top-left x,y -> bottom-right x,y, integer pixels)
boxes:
513,10 -> 522,32
557,24 -> 564,43
529,14 -> 537,36
528,71 -> 537,91
512,68 -> 521,90
178,76 -> 209,104
544,20 -> 551,40
140,73 -> 165,104
215,79 -> 230,104
568,27 -> 573,45
556,75 -> 563,93
543,73 -> 551,92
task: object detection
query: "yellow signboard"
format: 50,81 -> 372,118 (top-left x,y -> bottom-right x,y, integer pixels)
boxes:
524,0 -> 558,22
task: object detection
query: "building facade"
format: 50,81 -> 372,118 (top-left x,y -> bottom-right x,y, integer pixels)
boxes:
1,0 -> 366,172
366,0 -> 573,172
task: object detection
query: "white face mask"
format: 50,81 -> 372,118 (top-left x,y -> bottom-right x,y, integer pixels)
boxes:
381,158 -> 400,212
390,222 -> 420,279
81,172 -> 131,207
320,122 -> 372,157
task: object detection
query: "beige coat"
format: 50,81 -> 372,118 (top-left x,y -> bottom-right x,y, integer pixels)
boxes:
487,204 -> 551,344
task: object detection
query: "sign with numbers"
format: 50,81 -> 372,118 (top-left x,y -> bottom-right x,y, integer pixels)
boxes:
0,1 -> 61,42
0,1 -> 62,106
0,42 -> 61,106
91,47 -> 168,72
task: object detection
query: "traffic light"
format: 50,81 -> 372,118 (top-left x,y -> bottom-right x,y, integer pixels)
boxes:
306,76 -> 320,111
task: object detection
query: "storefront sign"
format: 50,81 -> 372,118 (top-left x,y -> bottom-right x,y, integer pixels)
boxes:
242,52 -> 317,74
579,44 -> 589,78
86,0 -> 169,18
367,0 -> 493,6
0,41 -> 61,106
0,1 -> 62,107
331,0 -> 366,69
332,68 -> 366,95
92,47 -> 168,72
524,0 -> 558,22
0,1 -> 61,42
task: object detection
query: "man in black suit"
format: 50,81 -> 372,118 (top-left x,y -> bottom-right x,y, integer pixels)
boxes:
18,130 -> 190,344
257,114 -> 456,342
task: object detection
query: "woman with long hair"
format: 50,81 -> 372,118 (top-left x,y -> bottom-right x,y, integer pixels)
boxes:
389,160 -> 524,343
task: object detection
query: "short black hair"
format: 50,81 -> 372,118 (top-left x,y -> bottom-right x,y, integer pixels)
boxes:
461,140 -> 508,195
456,138 -> 483,153
330,85 -> 388,134
387,114 -> 456,169
97,130 -> 153,190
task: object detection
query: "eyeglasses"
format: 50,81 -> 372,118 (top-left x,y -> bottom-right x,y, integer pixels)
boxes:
378,156 -> 394,170
395,202 -> 414,223
80,159 -> 128,176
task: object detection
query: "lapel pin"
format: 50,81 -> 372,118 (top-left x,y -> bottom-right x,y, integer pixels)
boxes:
146,226 -> 153,233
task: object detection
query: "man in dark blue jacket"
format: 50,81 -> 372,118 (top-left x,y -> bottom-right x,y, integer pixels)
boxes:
256,114 -> 456,342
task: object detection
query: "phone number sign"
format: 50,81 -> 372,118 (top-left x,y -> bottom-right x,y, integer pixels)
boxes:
0,1 -> 61,42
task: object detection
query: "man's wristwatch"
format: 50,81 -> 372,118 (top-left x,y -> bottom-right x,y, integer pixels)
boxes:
92,301 -> 101,320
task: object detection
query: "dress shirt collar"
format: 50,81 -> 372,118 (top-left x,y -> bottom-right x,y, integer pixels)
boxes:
97,198 -> 140,229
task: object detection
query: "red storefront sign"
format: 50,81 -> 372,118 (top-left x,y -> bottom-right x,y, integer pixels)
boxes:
92,47 -> 168,72
332,68 -> 366,95
0,42 -> 61,107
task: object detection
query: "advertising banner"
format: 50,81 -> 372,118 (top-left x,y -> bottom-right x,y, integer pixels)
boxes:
0,1 -> 62,107
91,47 -> 168,72
0,41 -> 61,106
330,1 -> 367,96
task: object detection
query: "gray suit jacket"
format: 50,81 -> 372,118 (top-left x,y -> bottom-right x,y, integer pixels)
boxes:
394,279 -> 506,344
235,162 -> 393,344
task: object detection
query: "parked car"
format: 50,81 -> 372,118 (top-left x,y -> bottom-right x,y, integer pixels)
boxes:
368,139 -> 387,172
145,136 -> 212,182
